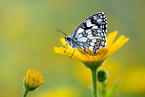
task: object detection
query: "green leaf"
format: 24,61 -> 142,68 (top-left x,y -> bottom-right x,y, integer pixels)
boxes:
105,79 -> 119,97
97,87 -> 103,97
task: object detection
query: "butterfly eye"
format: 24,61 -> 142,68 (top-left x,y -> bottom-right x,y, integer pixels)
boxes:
66,37 -> 71,41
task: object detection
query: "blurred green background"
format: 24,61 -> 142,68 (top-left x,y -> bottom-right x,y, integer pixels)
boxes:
0,0 -> 145,97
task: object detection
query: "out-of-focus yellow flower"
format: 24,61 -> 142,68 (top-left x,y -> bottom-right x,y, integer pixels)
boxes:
120,66 -> 145,94
74,61 -> 92,85
35,88 -> 80,97
24,69 -> 44,91
54,31 -> 129,69
23,69 -> 44,97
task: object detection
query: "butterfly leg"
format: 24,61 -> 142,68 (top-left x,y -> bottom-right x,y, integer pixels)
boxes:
64,43 -> 67,48
70,48 -> 76,58
64,43 -> 68,53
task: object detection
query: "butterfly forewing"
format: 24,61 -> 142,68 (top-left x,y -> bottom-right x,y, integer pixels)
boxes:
71,12 -> 107,54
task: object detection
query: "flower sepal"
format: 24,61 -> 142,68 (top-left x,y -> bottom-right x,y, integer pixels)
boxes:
24,80 -> 39,91
82,60 -> 105,70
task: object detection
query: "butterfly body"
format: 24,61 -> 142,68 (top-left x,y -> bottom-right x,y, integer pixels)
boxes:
65,12 -> 107,54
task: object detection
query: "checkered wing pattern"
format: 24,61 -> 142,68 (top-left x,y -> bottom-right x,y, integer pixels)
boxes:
71,12 -> 107,53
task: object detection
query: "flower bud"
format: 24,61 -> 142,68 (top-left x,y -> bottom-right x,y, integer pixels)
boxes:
97,69 -> 108,83
24,69 -> 44,91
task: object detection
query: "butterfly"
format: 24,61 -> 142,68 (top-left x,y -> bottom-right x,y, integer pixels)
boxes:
58,12 -> 107,55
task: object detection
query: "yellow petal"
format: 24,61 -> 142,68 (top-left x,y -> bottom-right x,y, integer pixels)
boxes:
107,31 -> 117,47
107,38 -> 129,57
113,35 -> 125,45
60,38 -> 67,47
87,48 -> 94,56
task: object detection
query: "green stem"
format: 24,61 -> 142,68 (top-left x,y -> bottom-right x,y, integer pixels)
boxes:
23,89 -> 29,97
91,69 -> 97,97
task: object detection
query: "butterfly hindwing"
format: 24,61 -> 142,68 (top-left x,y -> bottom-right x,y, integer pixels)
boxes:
71,12 -> 107,53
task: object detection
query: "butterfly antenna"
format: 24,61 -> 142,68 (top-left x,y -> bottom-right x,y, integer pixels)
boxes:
57,29 -> 67,36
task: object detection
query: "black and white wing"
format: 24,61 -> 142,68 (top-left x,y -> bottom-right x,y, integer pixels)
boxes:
71,12 -> 107,54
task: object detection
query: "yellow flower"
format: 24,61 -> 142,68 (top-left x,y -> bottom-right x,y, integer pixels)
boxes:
54,31 -> 129,69
24,69 -> 44,91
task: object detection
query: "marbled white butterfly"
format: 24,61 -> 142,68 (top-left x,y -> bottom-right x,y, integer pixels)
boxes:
59,12 -> 107,54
